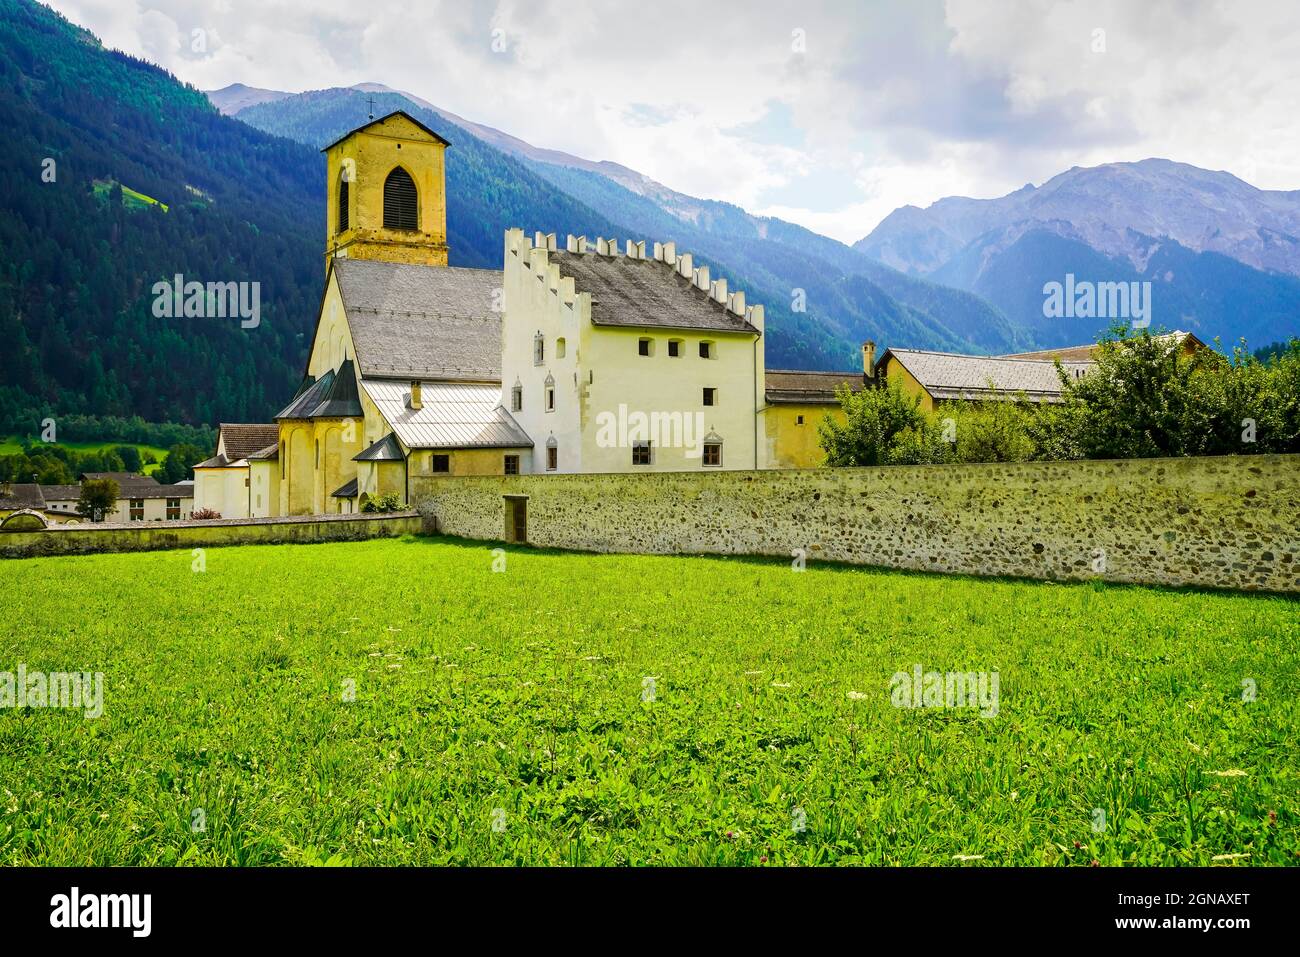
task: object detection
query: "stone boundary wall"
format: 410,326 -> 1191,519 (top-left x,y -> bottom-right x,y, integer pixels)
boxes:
413,456 -> 1300,593
0,511 -> 421,559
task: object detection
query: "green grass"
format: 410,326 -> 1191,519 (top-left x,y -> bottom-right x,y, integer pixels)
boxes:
91,178 -> 168,212
1,537 -> 1296,866
1,436 -> 170,474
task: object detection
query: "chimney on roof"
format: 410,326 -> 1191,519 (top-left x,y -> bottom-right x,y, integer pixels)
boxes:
407,380 -> 423,410
862,340 -> 876,376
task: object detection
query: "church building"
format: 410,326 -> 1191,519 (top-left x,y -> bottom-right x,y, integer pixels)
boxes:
194,109 -> 870,518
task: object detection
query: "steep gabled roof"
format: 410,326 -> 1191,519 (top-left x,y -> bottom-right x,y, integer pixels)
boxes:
218,423 -> 279,460
354,433 -> 405,462
546,249 -> 761,336
333,259 -> 503,381
275,359 -> 364,420
320,110 -> 452,152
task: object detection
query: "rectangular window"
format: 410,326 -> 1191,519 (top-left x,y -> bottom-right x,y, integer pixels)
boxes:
703,387 -> 717,407
699,341 -> 714,359
632,441 -> 652,466
797,415 -> 805,425
504,454 -> 520,475
546,446 -> 558,471
129,498 -> 145,521
545,386 -> 555,411
534,335 -> 545,365
431,454 -> 450,474
511,385 -> 523,412
638,338 -> 652,357
703,442 -> 722,467
166,498 -> 180,520
668,339 -> 681,357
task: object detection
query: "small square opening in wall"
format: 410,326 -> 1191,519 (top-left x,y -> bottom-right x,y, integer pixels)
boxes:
638,337 -> 654,357
668,339 -> 682,357
504,454 -> 520,475
699,340 -> 715,359
703,441 -> 722,467
632,440 -> 652,466
703,387 -> 717,406
797,415 -> 805,425
431,454 -> 450,473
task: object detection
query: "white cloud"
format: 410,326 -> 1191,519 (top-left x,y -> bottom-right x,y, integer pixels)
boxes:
44,0 -> 1300,244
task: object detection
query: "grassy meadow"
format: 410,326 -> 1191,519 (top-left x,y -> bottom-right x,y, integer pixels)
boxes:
0,536 -> 1296,866
0,436 -> 170,475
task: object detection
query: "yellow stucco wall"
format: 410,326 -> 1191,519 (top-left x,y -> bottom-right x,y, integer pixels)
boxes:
193,466 -> 248,518
323,112 -> 448,272
884,356 -> 934,412
764,404 -> 843,469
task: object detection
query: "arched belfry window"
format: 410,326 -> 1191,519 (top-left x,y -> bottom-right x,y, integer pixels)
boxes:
383,167 -> 419,231
337,174 -> 349,233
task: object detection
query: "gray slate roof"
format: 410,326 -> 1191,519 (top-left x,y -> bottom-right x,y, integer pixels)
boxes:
331,478 -> 359,498
354,433 -> 405,462
883,349 -> 1091,402
275,359 -> 364,420
765,370 -> 866,405
84,472 -> 157,487
547,250 -> 761,336
361,380 -> 532,450
0,483 -> 45,510
334,259 -> 503,381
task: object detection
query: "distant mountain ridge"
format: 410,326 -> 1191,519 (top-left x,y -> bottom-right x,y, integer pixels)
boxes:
855,159 -> 1300,349
219,84 -> 1030,364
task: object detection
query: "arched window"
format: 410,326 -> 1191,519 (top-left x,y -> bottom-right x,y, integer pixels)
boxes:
383,167 -> 419,230
337,175 -> 349,233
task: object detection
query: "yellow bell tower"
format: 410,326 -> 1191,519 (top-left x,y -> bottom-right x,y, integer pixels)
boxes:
322,110 -> 450,270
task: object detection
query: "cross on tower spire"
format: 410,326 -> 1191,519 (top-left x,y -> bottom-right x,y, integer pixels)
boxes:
366,95 -> 376,121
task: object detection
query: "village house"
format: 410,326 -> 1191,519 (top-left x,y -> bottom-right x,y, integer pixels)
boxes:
2,473 -> 194,526
761,341 -> 875,468
876,331 -> 1208,411
192,423 -> 279,518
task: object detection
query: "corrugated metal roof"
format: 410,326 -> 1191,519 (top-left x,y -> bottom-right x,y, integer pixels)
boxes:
362,379 -> 532,449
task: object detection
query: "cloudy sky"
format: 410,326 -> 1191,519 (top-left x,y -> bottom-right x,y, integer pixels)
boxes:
46,0 -> 1300,243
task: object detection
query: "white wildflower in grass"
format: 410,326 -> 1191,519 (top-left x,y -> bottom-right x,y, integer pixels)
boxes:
952,854 -> 984,862
846,691 -> 867,700
1212,853 -> 1250,861
771,681 -> 791,688
743,670 -> 763,676
1210,769 -> 1248,777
